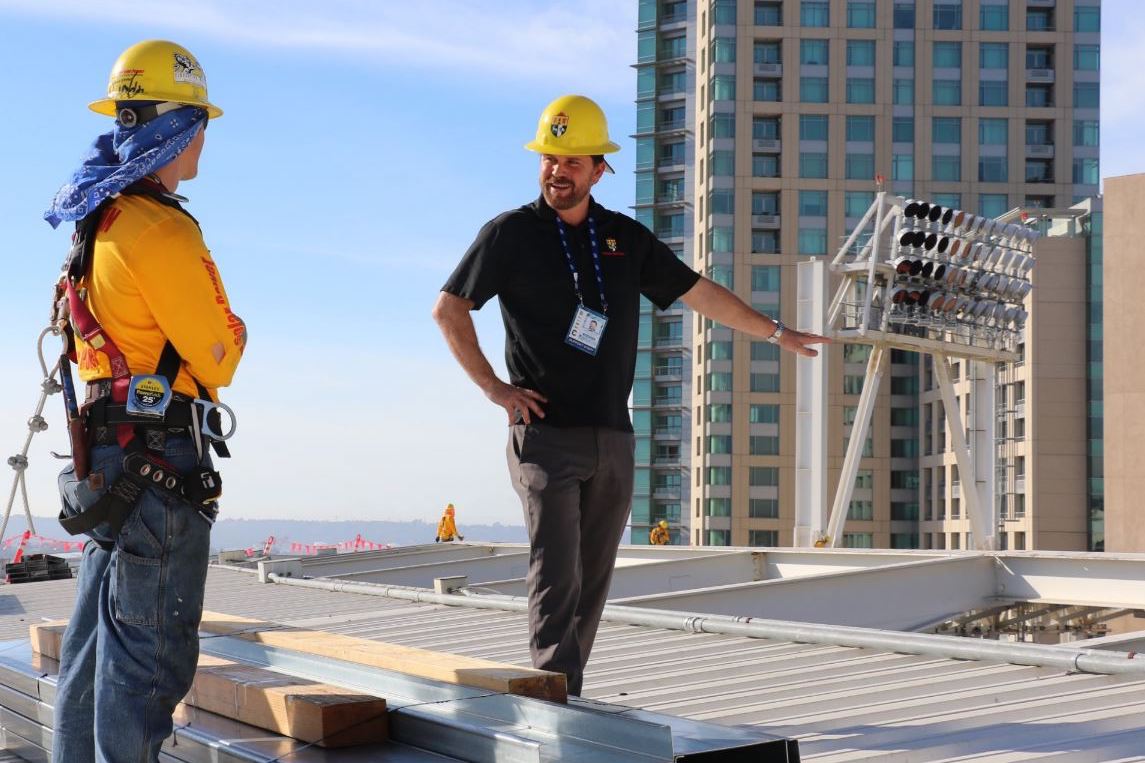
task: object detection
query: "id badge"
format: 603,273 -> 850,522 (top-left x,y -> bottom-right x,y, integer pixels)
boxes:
126,374 -> 173,418
566,305 -> 608,356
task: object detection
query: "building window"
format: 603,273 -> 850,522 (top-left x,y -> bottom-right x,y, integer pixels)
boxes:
845,191 -> 875,218
712,0 -> 736,25
711,75 -> 736,102
749,530 -> 780,546
980,4 -> 1008,31
801,0 -> 829,27
754,79 -> 781,101
1027,6 -> 1056,30
706,467 -> 732,485
846,152 -> 875,180
798,228 -> 827,255
933,155 -> 961,182
979,118 -> 1007,146
933,42 -> 962,69
891,502 -> 919,521
979,81 -> 1008,107
1074,45 -> 1100,72
893,79 -> 915,105
749,402 -> 780,422
1075,82 -> 1100,109
750,372 -> 781,392
846,115 -> 875,142
933,80 -> 961,106
892,117 -> 914,143
893,41 -> 914,67
707,530 -> 731,546
709,189 -> 734,215
847,1 -> 876,28
749,466 -> 779,486
933,2 -> 962,30
753,191 -> 780,215
933,117 -> 961,144
749,500 -> 779,519
1074,6 -> 1101,33
980,43 -> 1008,71
753,116 -> 781,140
754,41 -> 781,64
891,533 -> 919,549
846,78 -> 875,104
705,498 -> 732,517
847,40 -> 876,67
843,533 -> 874,548
710,113 -> 735,139
706,405 -> 732,424
848,500 -> 874,521
799,190 -> 828,217
799,152 -> 828,179
750,435 -> 780,455
891,438 -> 918,458
891,470 -> 919,490
843,374 -> 865,395
752,230 -> 779,253
893,3 -> 915,29
800,76 -> 829,103
801,39 -> 829,65
1026,84 -> 1053,108
755,1 -> 783,26
892,153 -> 913,181
752,154 -> 779,177
800,114 -> 829,141
751,341 -> 780,361
1074,158 -> 1100,185
1026,158 -> 1054,183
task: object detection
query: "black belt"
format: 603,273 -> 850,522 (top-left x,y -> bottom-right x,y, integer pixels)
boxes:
59,451 -> 221,539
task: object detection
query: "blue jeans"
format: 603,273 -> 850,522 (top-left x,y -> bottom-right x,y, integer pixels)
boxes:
52,438 -> 212,763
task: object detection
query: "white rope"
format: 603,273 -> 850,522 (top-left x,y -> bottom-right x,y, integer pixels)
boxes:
0,327 -> 67,545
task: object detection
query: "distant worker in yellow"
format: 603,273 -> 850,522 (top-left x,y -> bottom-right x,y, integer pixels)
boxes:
435,504 -> 465,542
649,520 -> 671,545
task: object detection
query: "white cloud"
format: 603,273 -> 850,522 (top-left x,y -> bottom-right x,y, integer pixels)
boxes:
0,0 -> 637,97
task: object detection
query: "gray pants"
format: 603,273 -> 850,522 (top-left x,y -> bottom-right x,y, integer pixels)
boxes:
507,424 -> 635,696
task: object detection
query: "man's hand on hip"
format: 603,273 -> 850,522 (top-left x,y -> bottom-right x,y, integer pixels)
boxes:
484,379 -> 548,425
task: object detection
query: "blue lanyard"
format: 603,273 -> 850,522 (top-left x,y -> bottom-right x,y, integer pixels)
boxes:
555,216 -> 608,315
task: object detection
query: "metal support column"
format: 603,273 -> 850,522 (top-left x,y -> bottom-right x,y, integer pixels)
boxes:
824,345 -> 888,547
933,353 -> 995,550
795,260 -> 829,547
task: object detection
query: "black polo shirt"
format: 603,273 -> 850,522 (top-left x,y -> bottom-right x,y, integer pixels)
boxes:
442,195 -> 700,431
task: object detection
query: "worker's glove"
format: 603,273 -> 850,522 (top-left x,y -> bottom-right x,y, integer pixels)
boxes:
458,535 -> 465,541
434,537 -> 440,543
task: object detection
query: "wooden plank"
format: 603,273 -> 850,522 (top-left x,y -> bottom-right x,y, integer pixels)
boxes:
198,610 -> 567,703
30,622 -> 387,747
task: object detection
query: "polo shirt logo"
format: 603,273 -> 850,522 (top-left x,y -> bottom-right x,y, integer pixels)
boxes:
603,237 -> 624,256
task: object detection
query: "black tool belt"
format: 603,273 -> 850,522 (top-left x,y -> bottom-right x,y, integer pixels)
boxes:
59,450 -> 222,540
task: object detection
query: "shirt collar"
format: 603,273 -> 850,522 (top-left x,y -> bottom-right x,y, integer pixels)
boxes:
532,194 -> 609,226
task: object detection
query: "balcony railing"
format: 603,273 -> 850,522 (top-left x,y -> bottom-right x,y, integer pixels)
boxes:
751,138 -> 782,153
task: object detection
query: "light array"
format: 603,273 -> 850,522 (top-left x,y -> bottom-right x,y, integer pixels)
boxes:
878,199 -> 1038,351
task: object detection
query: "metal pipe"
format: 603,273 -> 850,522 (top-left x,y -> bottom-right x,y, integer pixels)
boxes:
266,574 -> 1145,676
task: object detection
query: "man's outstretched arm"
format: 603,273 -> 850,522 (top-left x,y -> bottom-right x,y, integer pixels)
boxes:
679,277 -> 831,356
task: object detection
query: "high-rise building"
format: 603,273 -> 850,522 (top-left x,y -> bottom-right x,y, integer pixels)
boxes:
631,0 -> 697,545
634,0 -> 1101,548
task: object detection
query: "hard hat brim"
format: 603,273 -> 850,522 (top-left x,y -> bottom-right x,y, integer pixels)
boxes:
89,98 -> 223,119
524,139 -> 620,156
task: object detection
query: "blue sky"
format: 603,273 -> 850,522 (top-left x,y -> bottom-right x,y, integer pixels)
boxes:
0,1 -> 1140,527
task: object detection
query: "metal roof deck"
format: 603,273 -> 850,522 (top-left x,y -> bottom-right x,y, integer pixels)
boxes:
4,545 -> 1145,760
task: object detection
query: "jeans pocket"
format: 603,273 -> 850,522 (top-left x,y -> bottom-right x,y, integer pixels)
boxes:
114,548 -> 162,627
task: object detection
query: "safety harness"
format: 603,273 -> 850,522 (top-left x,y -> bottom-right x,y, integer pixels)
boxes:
54,178 -> 229,540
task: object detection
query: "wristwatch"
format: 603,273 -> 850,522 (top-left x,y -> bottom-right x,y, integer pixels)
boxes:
766,320 -> 786,345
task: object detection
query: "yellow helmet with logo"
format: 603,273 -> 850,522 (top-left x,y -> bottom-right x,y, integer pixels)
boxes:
89,40 -> 222,119
525,95 -> 620,157
658,520 -> 669,529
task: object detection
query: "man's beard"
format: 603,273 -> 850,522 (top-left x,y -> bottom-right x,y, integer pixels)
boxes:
541,177 -> 590,210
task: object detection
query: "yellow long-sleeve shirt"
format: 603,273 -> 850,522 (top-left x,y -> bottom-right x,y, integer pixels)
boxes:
74,193 -> 244,399
437,514 -> 459,541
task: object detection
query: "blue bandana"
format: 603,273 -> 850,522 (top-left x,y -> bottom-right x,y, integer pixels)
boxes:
44,105 -> 207,229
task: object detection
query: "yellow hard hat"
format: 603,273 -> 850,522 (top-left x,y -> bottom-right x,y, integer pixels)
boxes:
89,40 -> 222,119
525,95 -> 620,159
659,520 -> 669,529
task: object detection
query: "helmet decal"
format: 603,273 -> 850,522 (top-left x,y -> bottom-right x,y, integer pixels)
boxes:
550,112 -> 569,138
110,69 -> 147,100
173,52 -> 206,88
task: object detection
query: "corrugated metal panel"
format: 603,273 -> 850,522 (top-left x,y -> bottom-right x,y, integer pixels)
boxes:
7,563 -> 1145,760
